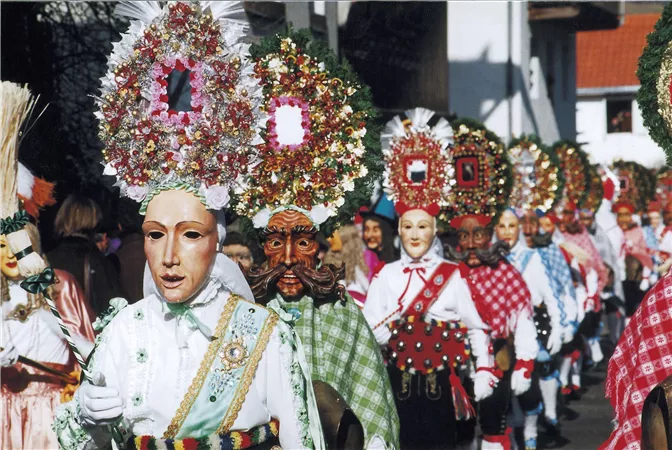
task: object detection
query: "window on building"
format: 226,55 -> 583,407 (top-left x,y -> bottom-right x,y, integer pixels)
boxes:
606,99 -> 632,133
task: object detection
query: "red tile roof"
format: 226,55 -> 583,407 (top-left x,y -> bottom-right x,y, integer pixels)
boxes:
577,13 -> 660,89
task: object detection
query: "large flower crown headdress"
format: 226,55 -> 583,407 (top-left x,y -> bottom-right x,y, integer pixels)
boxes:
97,1 -> 264,213
611,160 -> 656,213
578,164 -> 604,216
551,140 -> 590,212
439,118 -> 512,228
233,30 -> 381,236
381,108 -> 454,217
506,135 -> 563,215
638,3 -> 672,163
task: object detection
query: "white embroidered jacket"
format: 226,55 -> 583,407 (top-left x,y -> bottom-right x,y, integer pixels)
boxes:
53,280 -> 312,450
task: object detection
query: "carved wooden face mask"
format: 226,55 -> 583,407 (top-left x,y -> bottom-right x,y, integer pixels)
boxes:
264,210 -> 319,299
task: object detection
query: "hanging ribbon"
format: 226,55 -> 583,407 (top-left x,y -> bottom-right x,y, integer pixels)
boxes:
165,301 -> 214,341
267,296 -> 326,450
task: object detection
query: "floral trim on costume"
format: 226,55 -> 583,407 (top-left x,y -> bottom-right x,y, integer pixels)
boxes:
131,419 -> 279,450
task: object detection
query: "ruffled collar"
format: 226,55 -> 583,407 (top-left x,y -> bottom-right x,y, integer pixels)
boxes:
400,247 -> 441,270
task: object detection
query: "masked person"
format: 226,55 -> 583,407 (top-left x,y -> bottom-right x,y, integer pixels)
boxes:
53,5 -> 323,449
602,9 -> 672,447
236,30 -> 399,449
1,131 -> 95,450
496,208 -> 564,450
642,201 -> 663,250
441,120 -> 538,450
362,213 -> 398,264
322,225 -> 371,308
361,109 -> 491,450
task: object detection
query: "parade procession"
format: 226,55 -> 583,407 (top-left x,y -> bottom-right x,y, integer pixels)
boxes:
7,1 -> 672,449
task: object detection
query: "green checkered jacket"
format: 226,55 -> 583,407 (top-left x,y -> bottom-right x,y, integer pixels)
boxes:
274,293 -> 400,449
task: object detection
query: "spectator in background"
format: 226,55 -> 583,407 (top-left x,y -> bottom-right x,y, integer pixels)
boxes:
221,231 -> 254,271
114,197 -> 146,303
47,194 -> 126,315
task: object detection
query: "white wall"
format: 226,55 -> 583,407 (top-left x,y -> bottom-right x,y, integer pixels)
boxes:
577,96 -> 666,168
448,1 -> 512,140
448,1 -> 575,144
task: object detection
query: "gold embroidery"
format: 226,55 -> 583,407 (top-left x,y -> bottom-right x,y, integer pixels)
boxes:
217,302 -> 278,434
162,295 -> 240,439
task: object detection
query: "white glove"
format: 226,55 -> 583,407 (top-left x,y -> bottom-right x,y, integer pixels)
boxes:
547,326 -> 563,356
511,368 -> 532,395
77,372 -> 123,426
563,325 -> 575,344
0,342 -> 19,367
473,369 -> 499,401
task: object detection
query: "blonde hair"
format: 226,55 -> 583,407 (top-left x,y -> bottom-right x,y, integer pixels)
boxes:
323,225 -> 369,285
54,194 -> 102,238
1,222 -> 51,303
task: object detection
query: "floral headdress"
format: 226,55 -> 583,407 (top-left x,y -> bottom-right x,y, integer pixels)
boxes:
637,3 -> 672,162
579,164 -> 604,216
439,118 -> 512,229
656,167 -> 672,205
551,140 -> 590,212
506,135 -> 563,215
233,30 -> 381,236
611,160 -> 656,213
97,1 -> 264,213
381,108 -> 454,217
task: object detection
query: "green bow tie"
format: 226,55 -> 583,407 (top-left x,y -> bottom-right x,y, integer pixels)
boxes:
165,302 -> 213,340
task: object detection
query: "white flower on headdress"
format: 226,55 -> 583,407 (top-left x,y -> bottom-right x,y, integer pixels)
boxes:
342,178 -> 355,192
309,204 -> 332,225
126,185 -> 148,202
205,185 -> 230,210
103,163 -> 118,176
253,208 -> 273,228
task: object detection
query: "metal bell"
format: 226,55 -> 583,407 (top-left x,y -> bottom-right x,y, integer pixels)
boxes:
441,330 -> 450,341
424,359 -> 433,369
406,323 -> 415,334
454,331 -> 464,342
424,325 -> 433,336
391,328 -> 400,339
405,357 -> 414,366
415,342 -> 424,352
434,342 -> 443,352
397,341 -> 407,351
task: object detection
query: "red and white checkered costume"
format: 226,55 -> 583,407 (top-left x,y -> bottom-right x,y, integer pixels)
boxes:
602,270 -> 672,450
463,260 -> 538,361
561,227 -> 609,294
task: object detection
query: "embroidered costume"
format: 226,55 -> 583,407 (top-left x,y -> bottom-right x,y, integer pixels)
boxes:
53,3 -> 321,449
234,29 -> 399,449
362,108 -> 490,449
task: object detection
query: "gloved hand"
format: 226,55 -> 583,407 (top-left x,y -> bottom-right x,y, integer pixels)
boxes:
473,369 -> 500,401
563,324 -> 575,344
547,325 -> 563,356
77,372 -> 123,427
511,360 -> 534,395
0,341 -> 19,367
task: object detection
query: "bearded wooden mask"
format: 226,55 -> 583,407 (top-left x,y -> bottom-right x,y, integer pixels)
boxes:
263,210 -> 319,299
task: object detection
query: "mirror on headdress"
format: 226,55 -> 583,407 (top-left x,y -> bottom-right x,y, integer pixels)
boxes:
456,156 -> 479,187
405,158 -> 428,184
166,68 -> 193,112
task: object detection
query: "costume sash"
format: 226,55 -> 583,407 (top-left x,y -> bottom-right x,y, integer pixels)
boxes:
163,295 -> 278,439
507,249 -> 534,275
403,262 -> 459,317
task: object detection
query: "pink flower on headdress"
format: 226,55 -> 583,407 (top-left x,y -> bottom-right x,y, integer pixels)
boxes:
126,185 -> 148,202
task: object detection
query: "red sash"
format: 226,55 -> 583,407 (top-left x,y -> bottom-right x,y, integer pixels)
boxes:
403,262 -> 459,318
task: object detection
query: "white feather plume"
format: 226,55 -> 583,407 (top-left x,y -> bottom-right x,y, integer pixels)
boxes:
17,162 -> 35,200
114,1 -> 162,23
381,115 -> 406,152
405,107 -> 434,129
201,1 -> 246,21
432,117 -> 454,147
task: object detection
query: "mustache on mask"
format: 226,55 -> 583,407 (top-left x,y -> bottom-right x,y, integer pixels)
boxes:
445,240 -> 510,267
244,262 -> 345,305
525,232 -> 553,248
